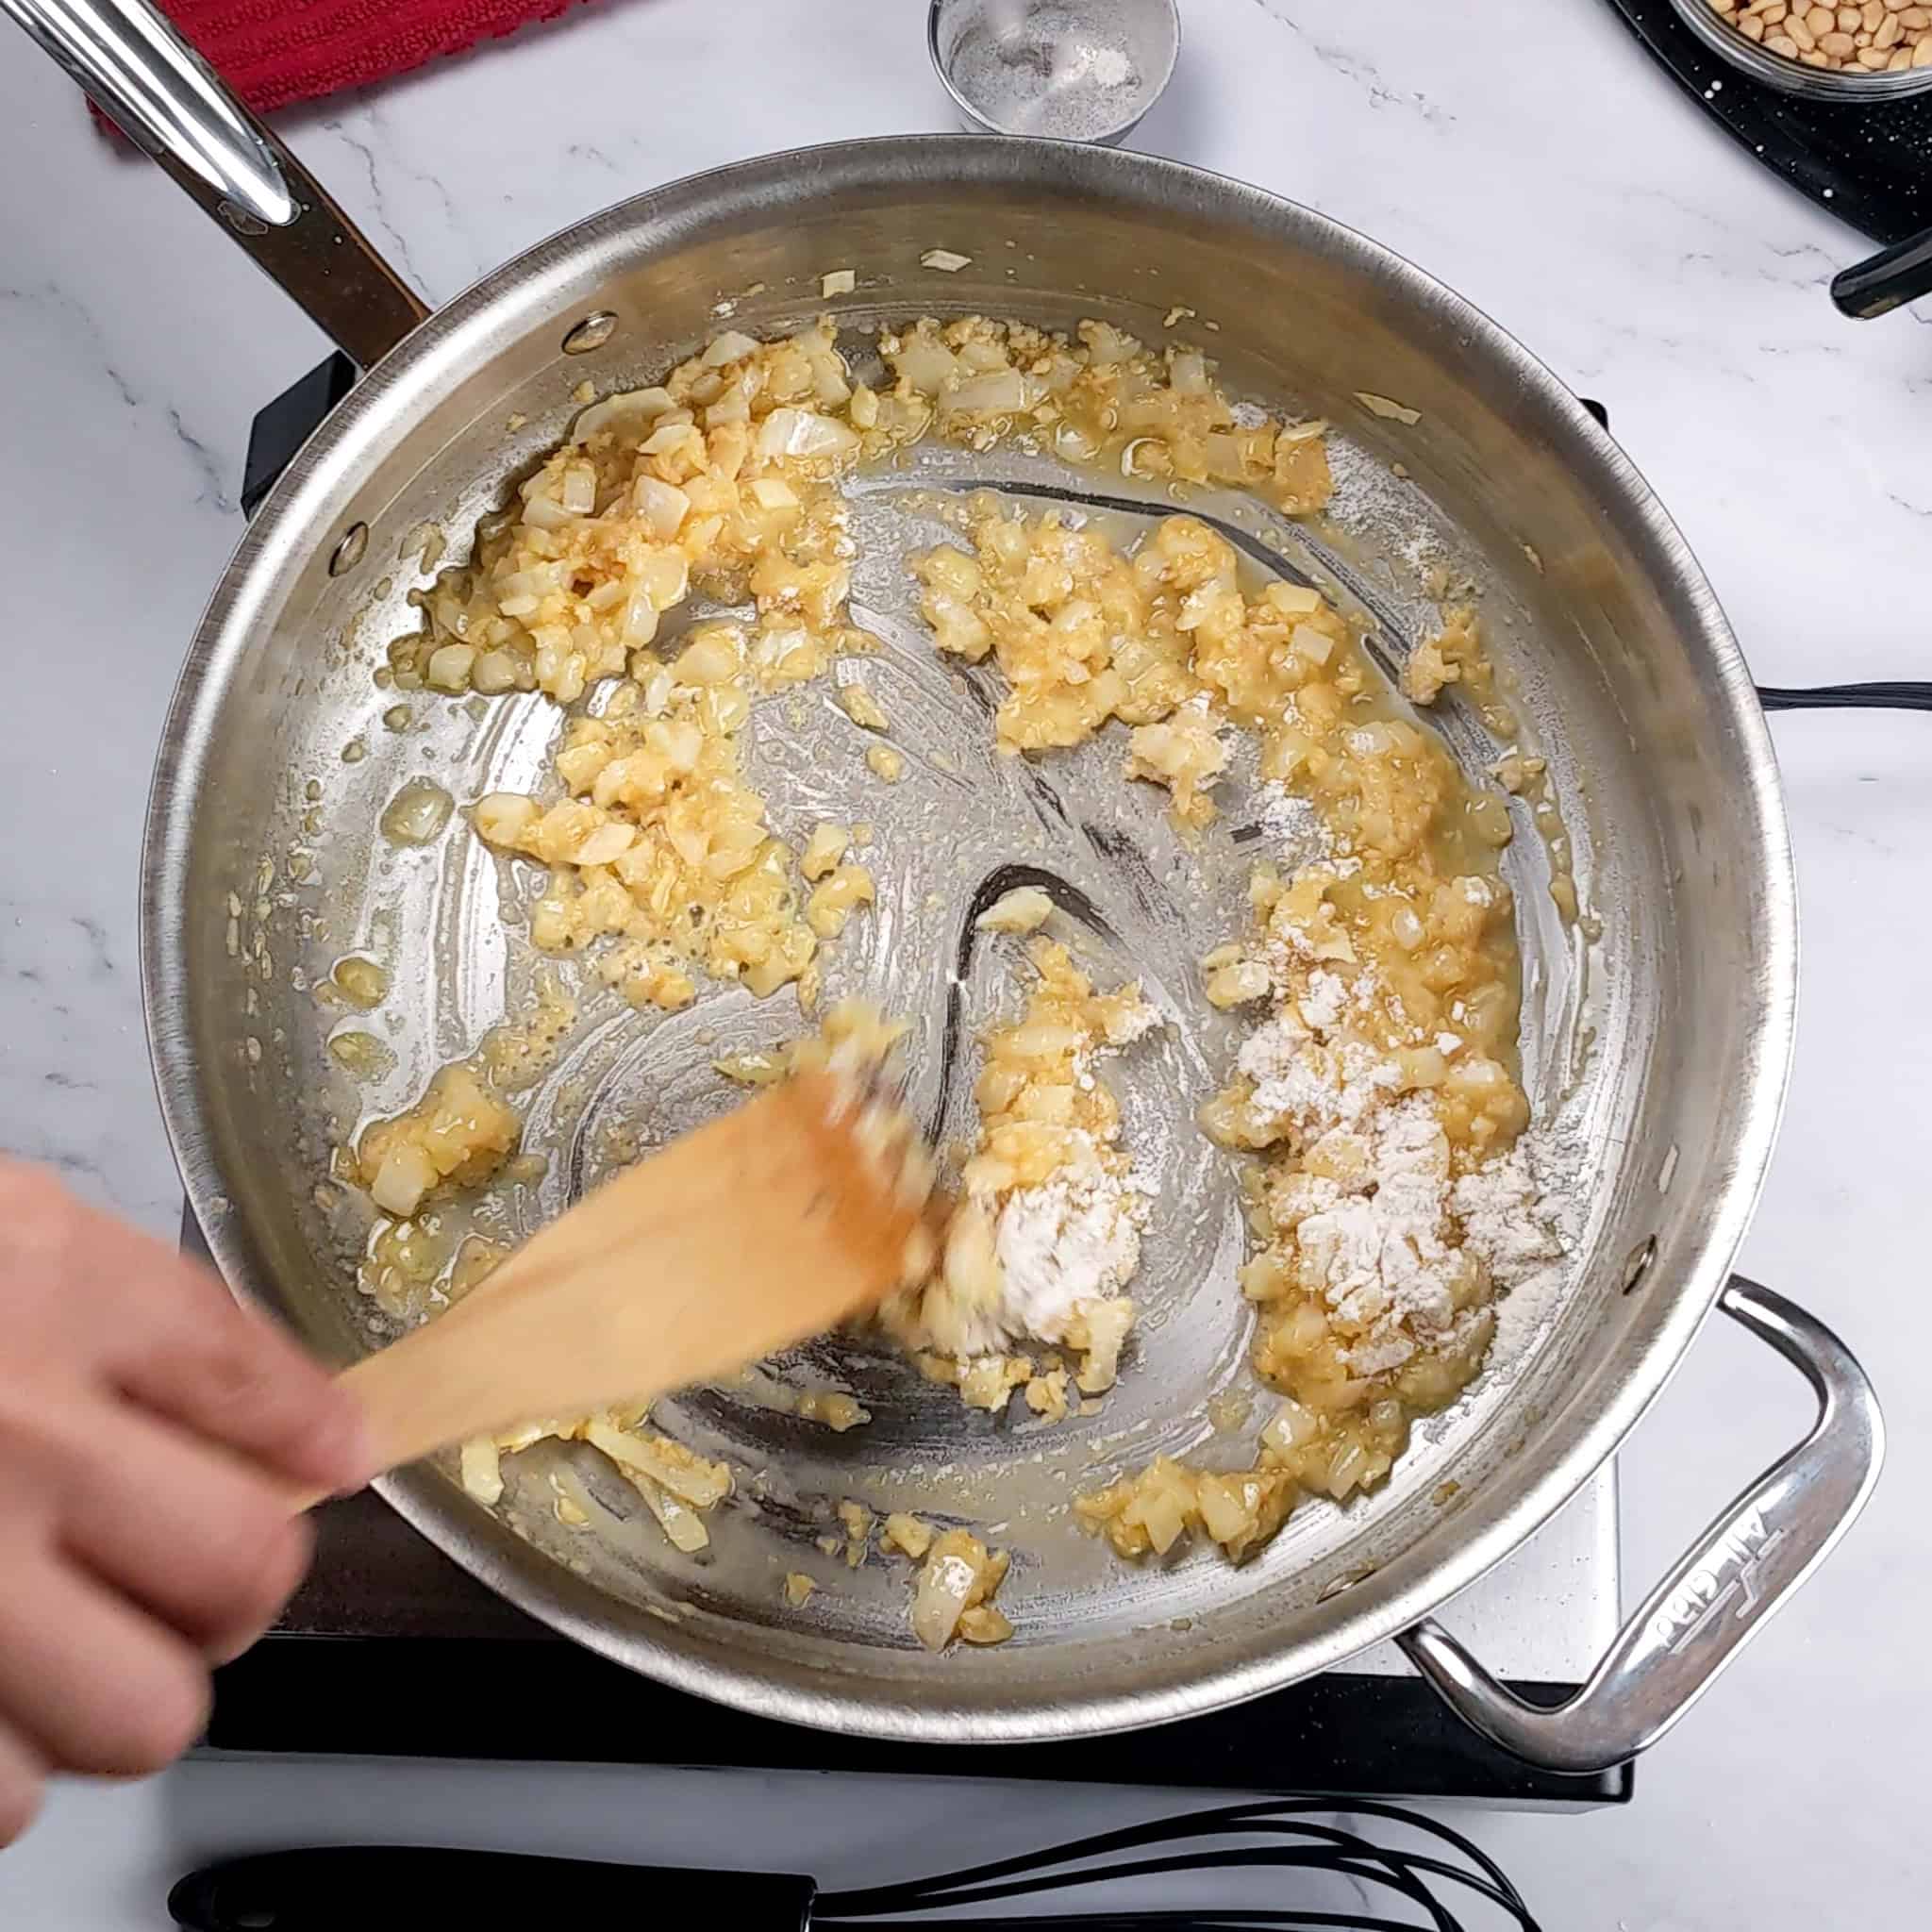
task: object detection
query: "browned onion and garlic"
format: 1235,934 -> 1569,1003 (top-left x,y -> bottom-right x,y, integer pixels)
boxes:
342,308 -> 1558,1649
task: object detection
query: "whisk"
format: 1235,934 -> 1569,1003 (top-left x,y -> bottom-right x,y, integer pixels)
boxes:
169,1797 -> 1541,1930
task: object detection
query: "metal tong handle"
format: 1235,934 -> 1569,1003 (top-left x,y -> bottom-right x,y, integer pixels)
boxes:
1,0 -> 426,367
1400,1277 -> 1883,1774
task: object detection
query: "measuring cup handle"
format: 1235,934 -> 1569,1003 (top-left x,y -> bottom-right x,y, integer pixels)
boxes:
1398,1277 -> 1883,1774
1,0 -> 426,367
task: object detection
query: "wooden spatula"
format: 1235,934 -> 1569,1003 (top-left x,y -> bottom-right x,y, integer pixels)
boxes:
325,1068 -> 935,1494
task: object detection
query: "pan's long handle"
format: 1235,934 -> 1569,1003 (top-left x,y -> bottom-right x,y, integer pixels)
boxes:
1831,222 -> 1932,319
1400,1278 -> 1883,1774
2,0 -> 427,367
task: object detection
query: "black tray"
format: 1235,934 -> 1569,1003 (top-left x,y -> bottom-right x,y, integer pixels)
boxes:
1606,0 -> 1932,247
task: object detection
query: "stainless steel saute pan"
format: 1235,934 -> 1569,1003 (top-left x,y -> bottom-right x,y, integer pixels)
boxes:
8,0 -> 1881,1771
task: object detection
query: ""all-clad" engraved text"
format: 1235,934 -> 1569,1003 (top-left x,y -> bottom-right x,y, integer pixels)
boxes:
1646,1507 -> 1789,1658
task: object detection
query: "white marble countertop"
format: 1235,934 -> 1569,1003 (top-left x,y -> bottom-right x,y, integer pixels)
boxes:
0,0 -> 1925,1924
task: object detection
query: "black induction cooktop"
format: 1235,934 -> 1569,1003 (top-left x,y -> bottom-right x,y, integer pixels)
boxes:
1606,0 -> 1932,246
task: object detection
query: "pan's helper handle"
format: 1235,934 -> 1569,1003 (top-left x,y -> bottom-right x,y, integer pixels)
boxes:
1399,1278 -> 1883,1774
1,0 -> 428,367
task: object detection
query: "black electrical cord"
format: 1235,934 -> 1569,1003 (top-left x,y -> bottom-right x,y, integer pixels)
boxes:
815,1797 -> 1540,1932
1757,681 -> 1932,713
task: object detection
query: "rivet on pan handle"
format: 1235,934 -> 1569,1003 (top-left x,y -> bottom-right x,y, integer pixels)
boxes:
1399,1278 -> 1883,1775
0,0 -> 427,369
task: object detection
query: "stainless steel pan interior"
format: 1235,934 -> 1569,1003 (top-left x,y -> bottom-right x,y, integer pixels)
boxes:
13,0 -> 1880,1767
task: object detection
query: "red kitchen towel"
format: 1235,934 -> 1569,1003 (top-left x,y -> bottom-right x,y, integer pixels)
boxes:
107,0 -> 600,118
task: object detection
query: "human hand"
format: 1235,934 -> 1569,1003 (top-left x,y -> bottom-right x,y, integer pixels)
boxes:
0,1162 -> 369,1843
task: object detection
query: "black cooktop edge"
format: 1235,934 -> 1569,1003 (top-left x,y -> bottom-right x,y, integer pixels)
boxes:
207,1636 -> 1629,1807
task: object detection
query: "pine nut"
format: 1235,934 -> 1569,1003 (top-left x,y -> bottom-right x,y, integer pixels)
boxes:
1821,27 -> 1857,47
1857,41 -> 1891,58
1767,31 -> 1801,50
1876,12 -> 1904,42
1740,11 -> 1767,32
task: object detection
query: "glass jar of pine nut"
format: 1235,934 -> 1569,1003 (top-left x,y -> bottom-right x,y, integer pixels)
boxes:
1674,0 -> 1932,95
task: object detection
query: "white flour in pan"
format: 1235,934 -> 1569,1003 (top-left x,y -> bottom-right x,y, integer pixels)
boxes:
1236,969 -> 1561,1380
993,1154 -> 1149,1342
1466,1121 -> 1588,1374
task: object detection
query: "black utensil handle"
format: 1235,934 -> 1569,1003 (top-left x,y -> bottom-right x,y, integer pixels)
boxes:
169,1846 -> 816,1930
1758,682 -> 1932,713
1831,225 -> 1932,319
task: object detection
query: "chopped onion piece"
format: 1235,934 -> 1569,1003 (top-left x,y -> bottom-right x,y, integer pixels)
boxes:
558,462 -> 596,514
756,407 -> 859,459
893,338 -> 960,395
1170,350 -> 1210,395
632,475 -> 691,539
459,1438 -> 504,1506
976,886 -> 1054,934
911,1549 -> 977,1651
521,493 -> 575,531
571,822 -> 636,867
1265,581 -> 1324,616
634,549 -> 689,608
946,370 -> 1039,414
425,643 -> 475,691
623,591 -> 659,646
673,628 -> 741,686
473,792 -> 537,847
471,650 -> 519,695
702,329 -> 759,367
1291,622 -> 1335,666
821,268 -> 856,296
571,387 -> 674,442
921,248 -> 971,273
371,1142 -> 436,1219
582,1421 -> 732,1510
632,1473 -> 710,1553
1355,391 -> 1422,425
